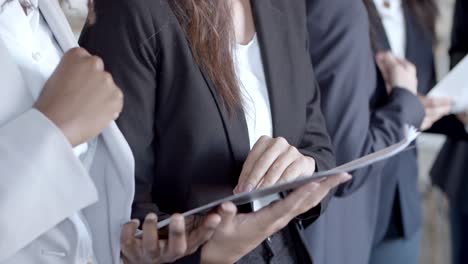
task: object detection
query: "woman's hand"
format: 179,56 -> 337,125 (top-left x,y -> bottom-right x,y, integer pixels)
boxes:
419,96 -> 452,130
201,174 -> 352,264
121,213 -> 221,264
376,52 -> 418,95
234,136 -> 316,193
35,48 -> 123,147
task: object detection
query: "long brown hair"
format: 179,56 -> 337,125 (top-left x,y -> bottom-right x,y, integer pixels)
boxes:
169,0 -> 241,114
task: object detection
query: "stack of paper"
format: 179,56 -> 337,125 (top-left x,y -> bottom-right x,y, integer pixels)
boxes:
429,55 -> 468,113
135,126 -> 419,233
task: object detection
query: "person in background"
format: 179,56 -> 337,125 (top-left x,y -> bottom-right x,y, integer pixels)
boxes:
363,0 -> 453,263
79,0 -> 350,263
0,0 -> 224,263
430,0 -> 468,263
305,0 -> 424,263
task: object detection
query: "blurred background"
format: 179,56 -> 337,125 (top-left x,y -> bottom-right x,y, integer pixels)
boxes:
59,0 -> 458,263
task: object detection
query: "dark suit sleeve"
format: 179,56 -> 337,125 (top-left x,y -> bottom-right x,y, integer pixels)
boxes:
79,0 -> 169,221
291,4 -> 338,227
294,2 -> 335,173
306,0 -> 425,197
80,4 -> 219,262
297,75 -> 336,173
294,76 -> 336,227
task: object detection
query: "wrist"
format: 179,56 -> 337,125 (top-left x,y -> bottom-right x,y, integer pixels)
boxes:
200,246 -> 218,264
55,121 -> 79,147
201,246 -> 233,264
35,106 -> 78,147
32,106 -> 77,147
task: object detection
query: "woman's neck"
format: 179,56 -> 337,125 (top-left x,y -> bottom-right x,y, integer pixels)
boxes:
230,0 -> 256,45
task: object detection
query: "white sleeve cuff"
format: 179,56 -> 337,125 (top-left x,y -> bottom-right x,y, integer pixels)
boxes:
0,109 -> 98,261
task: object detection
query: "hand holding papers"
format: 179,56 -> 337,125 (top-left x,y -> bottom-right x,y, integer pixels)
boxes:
428,55 -> 468,113
136,126 -> 419,235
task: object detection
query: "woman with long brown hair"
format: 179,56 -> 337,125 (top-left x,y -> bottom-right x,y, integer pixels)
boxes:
80,0 -> 350,263
363,0 -> 452,263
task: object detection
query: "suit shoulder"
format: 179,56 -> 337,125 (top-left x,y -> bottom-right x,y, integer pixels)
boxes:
94,0 -> 173,32
306,0 -> 369,23
307,0 -> 370,38
83,0 -> 177,51
272,0 -> 307,22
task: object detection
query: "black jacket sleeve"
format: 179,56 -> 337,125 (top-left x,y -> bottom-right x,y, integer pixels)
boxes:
80,2 -> 202,263
295,77 -> 336,227
306,0 -> 425,197
290,0 -> 338,227
79,0 -> 169,222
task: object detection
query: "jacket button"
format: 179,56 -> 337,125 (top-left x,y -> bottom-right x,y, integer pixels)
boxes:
32,51 -> 42,61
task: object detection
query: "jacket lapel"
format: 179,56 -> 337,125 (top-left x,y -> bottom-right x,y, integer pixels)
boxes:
38,0 -> 77,51
403,3 -> 417,61
368,1 -> 392,51
250,0 -> 293,139
402,4 -> 434,94
198,66 -> 251,172
196,0 -> 294,172
403,4 -> 422,73
38,0 -> 135,188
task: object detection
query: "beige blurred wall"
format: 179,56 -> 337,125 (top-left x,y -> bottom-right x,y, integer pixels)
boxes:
419,1 -> 456,263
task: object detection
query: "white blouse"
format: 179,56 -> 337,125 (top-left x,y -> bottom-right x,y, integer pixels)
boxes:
373,0 -> 407,58
234,34 -> 280,210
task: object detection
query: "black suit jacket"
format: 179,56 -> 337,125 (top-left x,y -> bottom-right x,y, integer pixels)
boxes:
304,0 -> 424,263
431,0 -> 468,212
367,1 -> 435,243
80,0 -> 335,262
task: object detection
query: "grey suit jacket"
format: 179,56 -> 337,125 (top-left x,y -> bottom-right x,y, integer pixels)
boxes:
304,0 -> 424,263
366,0 -> 435,243
0,1 -> 134,263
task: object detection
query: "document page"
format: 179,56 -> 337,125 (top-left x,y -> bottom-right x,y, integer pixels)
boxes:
140,126 -> 419,231
428,55 -> 468,113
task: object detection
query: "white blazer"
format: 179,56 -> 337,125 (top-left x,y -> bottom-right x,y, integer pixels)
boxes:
0,0 -> 135,263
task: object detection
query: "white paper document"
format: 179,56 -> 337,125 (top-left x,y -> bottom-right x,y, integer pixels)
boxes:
142,126 -> 419,231
428,55 -> 468,113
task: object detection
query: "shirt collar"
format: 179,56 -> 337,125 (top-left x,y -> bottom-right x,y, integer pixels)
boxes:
373,0 -> 402,16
